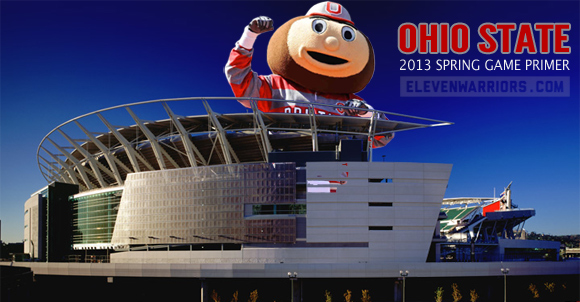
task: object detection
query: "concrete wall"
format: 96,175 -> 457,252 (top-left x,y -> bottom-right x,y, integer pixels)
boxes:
306,162 -> 452,262
7,260 -> 579,278
23,194 -> 42,259
110,162 -> 452,264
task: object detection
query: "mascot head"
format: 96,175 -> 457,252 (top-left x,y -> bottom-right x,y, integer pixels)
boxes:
267,2 -> 375,94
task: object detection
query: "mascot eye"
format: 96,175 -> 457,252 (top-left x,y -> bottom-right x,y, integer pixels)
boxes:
312,19 -> 327,34
342,26 -> 356,42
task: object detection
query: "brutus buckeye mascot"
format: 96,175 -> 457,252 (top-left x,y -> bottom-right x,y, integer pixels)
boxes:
225,1 -> 392,147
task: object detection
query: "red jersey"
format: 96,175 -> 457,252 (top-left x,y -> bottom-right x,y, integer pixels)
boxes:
225,43 -> 392,148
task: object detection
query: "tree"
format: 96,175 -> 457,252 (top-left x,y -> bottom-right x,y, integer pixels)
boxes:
361,290 -> 371,302
528,283 -> 540,298
325,290 -> 332,302
544,282 -> 555,293
344,290 -> 352,302
469,289 -> 479,302
211,290 -> 221,302
435,287 -> 444,302
248,290 -> 258,302
452,283 -> 462,302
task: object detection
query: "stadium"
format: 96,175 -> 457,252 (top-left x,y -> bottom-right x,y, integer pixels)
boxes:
25,97 -> 456,263
16,97 -> 578,302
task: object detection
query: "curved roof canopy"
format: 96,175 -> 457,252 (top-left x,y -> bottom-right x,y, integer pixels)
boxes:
37,97 -> 452,191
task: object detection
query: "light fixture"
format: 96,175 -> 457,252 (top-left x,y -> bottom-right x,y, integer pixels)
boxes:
399,270 -> 409,302
288,272 -> 298,302
501,267 -> 509,302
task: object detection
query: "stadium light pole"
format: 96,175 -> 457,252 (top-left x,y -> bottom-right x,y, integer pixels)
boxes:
501,267 -> 509,302
288,272 -> 298,302
399,270 -> 409,302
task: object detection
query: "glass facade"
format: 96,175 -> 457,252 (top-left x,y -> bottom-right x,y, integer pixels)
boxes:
111,162 -> 297,246
245,218 -> 296,243
70,189 -> 123,246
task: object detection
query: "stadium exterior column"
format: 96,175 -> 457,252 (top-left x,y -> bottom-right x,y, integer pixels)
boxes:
200,278 -> 209,302
394,280 -> 402,302
295,278 -> 303,302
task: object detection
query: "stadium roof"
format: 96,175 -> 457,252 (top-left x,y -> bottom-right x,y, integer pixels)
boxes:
442,197 -> 497,206
37,97 -> 452,191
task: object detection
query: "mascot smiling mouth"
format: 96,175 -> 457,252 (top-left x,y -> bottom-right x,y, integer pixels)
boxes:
307,51 -> 348,65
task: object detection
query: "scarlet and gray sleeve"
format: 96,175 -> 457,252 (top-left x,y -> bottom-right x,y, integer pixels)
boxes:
224,28 -> 273,109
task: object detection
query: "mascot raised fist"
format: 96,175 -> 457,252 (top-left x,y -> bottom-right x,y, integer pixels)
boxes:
248,16 -> 274,34
225,1 -> 392,147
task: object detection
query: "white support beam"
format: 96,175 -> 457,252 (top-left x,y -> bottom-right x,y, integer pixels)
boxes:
74,121 -> 126,185
202,100 -> 239,165
307,104 -> 319,152
126,107 -> 181,170
39,160 -> 67,183
39,162 -> 62,183
367,112 -> 378,162
39,165 -> 58,183
45,137 -> 95,190
57,129 -> 108,187
97,113 -> 155,172
162,102 -> 207,167
40,147 -> 81,187
206,133 -> 224,164
47,137 -> 103,185
250,101 -> 272,162
39,170 -> 55,184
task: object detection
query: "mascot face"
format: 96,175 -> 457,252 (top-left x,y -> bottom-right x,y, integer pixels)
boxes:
267,3 -> 375,94
287,17 -> 369,79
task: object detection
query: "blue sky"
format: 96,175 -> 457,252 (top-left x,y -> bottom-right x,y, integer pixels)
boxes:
1,1 -> 578,243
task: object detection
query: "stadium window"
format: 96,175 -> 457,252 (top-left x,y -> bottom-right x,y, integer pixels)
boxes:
251,204 -> 306,215
222,243 -> 242,250
369,226 -> 393,231
263,204 -> 275,215
368,178 -> 393,183
369,202 -> 393,207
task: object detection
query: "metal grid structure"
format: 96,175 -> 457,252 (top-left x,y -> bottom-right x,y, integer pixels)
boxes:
37,97 -> 452,192
110,162 -> 297,246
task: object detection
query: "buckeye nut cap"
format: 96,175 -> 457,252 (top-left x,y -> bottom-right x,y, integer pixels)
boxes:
306,2 -> 354,25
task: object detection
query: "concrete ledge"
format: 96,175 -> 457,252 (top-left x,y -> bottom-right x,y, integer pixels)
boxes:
3,261 -> 578,279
